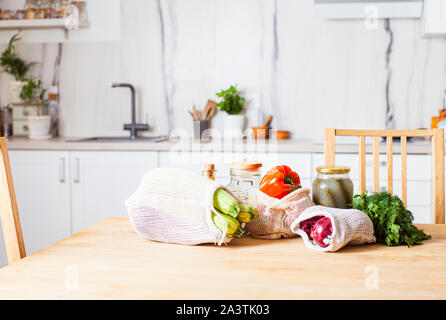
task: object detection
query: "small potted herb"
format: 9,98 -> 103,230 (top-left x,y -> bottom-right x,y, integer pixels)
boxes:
0,33 -> 36,104
216,85 -> 246,137
20,78 -> 51,140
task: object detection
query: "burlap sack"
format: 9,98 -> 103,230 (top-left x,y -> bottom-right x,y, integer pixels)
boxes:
125,168 -> 236,246
246,188 -> 314,240
290,206 -> 376,252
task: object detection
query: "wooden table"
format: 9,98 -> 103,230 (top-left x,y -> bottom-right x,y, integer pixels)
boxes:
0,218 -> 445,300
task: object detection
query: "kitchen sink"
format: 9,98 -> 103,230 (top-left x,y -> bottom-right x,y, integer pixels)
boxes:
66,136 -> 170,143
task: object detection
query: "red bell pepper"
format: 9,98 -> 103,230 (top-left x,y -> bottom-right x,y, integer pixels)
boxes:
259,165 -> 301,199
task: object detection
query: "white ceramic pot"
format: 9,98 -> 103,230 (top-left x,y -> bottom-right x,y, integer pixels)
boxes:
223,114 -> 245,138
9,81 -> 26,104
28,116 -> 52,140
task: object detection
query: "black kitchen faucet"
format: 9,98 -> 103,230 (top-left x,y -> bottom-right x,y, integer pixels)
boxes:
110,83 -> 149,139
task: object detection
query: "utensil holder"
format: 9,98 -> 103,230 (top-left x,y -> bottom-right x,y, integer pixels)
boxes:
193,120 -> 210,140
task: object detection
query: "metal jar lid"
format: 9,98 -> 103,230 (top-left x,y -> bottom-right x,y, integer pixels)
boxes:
316,166 -> 351,174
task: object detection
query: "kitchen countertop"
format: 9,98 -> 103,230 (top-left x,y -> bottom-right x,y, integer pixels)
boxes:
3,136 -> 436,154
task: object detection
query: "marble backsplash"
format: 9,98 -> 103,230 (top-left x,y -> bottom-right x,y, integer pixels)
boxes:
0,0 -> 446,140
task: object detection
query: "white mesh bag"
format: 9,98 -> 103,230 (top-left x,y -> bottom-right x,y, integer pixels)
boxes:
290,206 -> 376,252
246,188 -> 314,240
125,168 -> 234,246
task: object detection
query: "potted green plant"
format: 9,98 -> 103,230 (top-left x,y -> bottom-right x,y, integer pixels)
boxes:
216,85 -> 246,137
0,33 -> 36,104
20,78 -> 51,140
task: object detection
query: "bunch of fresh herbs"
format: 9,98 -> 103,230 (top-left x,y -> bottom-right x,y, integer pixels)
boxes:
216,85 -> 245,115
0,33 -> 35,81
352,192 -> 431,247
20,78 -> 46,104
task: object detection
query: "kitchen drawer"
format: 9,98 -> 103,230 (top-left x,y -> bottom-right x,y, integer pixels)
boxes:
313,153 -> 431,181
13,120 -> 29,136
12,105 -> 48,120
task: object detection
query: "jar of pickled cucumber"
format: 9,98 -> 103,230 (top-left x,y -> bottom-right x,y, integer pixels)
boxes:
312,166 -> 354,209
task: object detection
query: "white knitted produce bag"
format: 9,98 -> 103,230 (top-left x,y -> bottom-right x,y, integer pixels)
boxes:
125,168 -> 234,246
290,206 -> 376,252
246,188 -> 314,240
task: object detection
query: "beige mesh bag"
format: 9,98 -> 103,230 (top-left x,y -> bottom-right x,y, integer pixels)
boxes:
290,206 -> 376,252
246,188 -> 314,240
125,168 -> 234,246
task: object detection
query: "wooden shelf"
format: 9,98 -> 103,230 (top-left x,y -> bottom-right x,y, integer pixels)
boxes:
0,19 -> 68,30
0,19 -> 89,39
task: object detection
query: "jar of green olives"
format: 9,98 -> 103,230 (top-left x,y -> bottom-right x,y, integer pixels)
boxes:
312,166 -> 354,209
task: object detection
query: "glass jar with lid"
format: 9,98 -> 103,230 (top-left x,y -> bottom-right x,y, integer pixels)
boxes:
51,0 -> 61,18
25,0 -> 37,19
226,161 -> 262,203
312,166 -> 354,209
41,0 -> 52,19
16,10 -> 26,20
1,10 -> 13,20
34,0 -> 44,19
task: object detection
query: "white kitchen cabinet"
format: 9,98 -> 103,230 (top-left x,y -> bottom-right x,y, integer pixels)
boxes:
2,151 -> 71,266
70,151 -> 158,233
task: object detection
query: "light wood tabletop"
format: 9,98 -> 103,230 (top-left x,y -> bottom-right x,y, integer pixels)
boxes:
0,217 -> 445,300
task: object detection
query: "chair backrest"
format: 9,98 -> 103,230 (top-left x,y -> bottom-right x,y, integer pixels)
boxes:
0,138 -> 25,264
324,129 -> 445,224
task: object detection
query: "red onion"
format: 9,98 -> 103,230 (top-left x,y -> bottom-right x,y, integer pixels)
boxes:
310,217 -> 333,248
299,216 -> 324,240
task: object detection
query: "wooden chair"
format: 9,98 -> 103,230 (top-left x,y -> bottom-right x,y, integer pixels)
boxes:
0,138 -> 26,264
324,129 -> 445,224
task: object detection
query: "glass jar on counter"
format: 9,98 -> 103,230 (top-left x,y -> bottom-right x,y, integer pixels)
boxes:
226,161 -> 262,203
312,166 -> 354,209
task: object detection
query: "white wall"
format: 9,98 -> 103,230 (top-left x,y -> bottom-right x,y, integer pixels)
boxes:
0,0 -> 445,140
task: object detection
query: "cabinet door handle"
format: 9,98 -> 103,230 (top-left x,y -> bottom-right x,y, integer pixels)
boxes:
59,157 -> 66,183
73,158 -> 80,183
